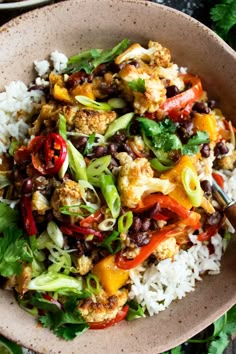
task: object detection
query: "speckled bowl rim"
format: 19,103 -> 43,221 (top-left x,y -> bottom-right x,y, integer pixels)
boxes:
0,1 -> 236,353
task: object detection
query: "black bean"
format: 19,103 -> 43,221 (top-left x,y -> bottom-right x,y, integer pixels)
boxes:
143,203 -> 160,218
66,71 -> 88,89
72,136 -> 88,149
214,141 -> 229,157
166,85 -> 180,98
200,143 -> 211,158
200,180 -> 212,196
94,145 -> 107,157
206,211 -> 222,226
108,143 -> 118,156
129,231 -> 151,247
93,63 -> 107,76
22,178 -> 33,194
121,142 -> 136,159
111,130 -> 127,143
131,216 -> 142,232
192,102 -> 210,114
141,218 -> 151,232
207,100 -> 216,109
109,157 -> 119,169
176,120 -> 194,143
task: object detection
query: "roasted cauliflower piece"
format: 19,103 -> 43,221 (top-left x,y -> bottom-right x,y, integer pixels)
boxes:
50,179 -> 82,220
119,62 -> 166,115
217,150 -> 236,170
74,108 -> 117,135
116,152 -> 175,208
115,41 -> 171,67
79,289 -> 128,323
76,255 -> 93,275
152,237 -> 179,261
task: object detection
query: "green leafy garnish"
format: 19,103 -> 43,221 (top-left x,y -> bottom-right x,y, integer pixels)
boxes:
0,202 -> 19,232
182,131 -> 210,155
65,38 -> 130,74
126,300 -> 145,321
100,230 -> 122,254
30,293 -> 89,340
0,226 -> 33,277
83,132 -> 96,155
210,0 -> 236,46
128,78 -> 146,93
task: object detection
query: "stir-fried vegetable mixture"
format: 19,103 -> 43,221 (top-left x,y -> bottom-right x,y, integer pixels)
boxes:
0,39 -> 235,340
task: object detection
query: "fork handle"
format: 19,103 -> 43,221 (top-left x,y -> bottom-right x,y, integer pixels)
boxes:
224,202 -> 236,230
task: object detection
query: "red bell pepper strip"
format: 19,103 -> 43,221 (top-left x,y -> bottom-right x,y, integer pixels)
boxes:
80,210 -> 103,227
60,224 -> 104,240
212,172 -> 224,189
133,194 -> 190,220
161,74 -> 203,118
89,305 -> 129,329
197,225 -> 220,242
20,195 -> 37,236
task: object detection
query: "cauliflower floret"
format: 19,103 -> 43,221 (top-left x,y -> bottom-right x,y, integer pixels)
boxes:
115,41 -> 171,67
79,289 -> 128,323
119,63 -> 166,114
74,108 -> 117,135
50,179 -> 82,220
76,255 -> 93,275
152,237 -> 179,261
116,152 -> 175,208
217,150 -> 236,170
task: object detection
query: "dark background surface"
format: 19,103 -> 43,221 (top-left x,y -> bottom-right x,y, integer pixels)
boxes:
0,0 -> 235,353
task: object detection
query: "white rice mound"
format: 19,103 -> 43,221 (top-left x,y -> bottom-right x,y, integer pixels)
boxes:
129,233 -> 223,316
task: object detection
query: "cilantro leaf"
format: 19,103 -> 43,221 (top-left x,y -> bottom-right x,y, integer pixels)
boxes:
65,39 -> 130,74
30,293 -> 89,340
208,331 -> 229,354
162,345 -> 184,354
210,0 -> 236,45
128,78 -> 146,93
0,226 -> 33,277
126,300 -> 145,321
0,202 -> 19,232
182,131 -> 209,155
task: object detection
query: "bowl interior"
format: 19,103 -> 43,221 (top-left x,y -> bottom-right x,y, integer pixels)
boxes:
0,1 -> 236,353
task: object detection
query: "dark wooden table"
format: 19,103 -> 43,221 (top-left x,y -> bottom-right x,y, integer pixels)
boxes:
0,1 -> 235,353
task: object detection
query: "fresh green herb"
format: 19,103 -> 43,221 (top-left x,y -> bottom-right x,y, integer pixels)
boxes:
126,300 -> 145,321
8,140 -> 21,157
118,211 -> 133,233
75,96 -> 112,111
99,174 -> 121,218
104,112 -> 134,140
0,202 -> 19,232
182,131 -> 209,155
67,140 -> 88,181
87,155 -> 112,187
210,0 -> 236,46
128,78 -> 146,93
59,204 -> 96,217
83,132 -> 96,155
0,226 -> 33,277
100,230 -> 122,254
29,293 -> 89,340
162,346 -> 184,354
65,38 -> 130,74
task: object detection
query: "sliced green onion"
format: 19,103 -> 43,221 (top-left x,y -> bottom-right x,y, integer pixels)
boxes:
107,97 -> 126,109
84,132 -> 96,155
47,221 -> 64,249
99,174 -> 121,218
104,112 -> 134,140
87,155 -> 112,187
181,167 -> 203,207
59,204 -> 96,217
36,231 -> 53,250
86,273 -> 100,295
0,174 -> 11,189
67,140 -> 87,181
58,113 -> 67,141
150,158 -> 173,172
27,272 -> 84,296
58,152 -> 69,179
8,140 -> 20,157
75,95 -> 112,111
79,179 -> 101,210
118,211 -> 133,233
101,230 -> 121,254
98,218 -> 116,231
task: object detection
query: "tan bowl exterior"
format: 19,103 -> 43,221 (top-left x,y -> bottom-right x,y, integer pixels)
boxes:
0,1 -> 236,353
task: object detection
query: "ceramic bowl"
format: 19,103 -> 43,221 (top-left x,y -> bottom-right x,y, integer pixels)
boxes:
0,0 -> 53,10
0,1 -> 236,353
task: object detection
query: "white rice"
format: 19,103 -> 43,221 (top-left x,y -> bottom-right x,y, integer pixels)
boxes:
129,233 -> 223,316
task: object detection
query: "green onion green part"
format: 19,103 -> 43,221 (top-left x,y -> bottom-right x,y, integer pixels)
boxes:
118,211 -> 133,233
99,174 -> 121,218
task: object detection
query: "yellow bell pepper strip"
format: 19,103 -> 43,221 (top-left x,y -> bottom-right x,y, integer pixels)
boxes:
160,74 -> 203,121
